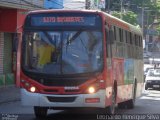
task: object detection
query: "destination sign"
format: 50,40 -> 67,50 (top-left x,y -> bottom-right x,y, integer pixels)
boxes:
30,14 -> 101,27
43,17 -> 84,23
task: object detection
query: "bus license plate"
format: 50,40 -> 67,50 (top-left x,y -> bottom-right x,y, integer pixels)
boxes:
153,85 -> 159,88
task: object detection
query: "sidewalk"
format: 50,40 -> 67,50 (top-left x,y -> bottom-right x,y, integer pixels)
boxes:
0,85 -> 20,104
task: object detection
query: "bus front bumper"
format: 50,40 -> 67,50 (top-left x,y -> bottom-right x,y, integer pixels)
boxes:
21,89 -> 106,108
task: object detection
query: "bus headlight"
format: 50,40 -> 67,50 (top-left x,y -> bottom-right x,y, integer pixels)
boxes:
88,86 -> 95,94
30,86 -> 36,93
84,82 -> 102,94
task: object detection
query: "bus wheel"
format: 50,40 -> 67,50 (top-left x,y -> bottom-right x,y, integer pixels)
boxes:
34,106 -> 48,118
118,101 -> 127,109
106,88 -> 116,114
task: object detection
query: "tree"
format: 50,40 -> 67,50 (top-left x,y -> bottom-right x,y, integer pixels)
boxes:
110,0 -> 160,26
156,20 -> 160,34
109,0 -> 121,11
129,0 -> 160,26
156,26 -> 160,33
111,11 -> 138,26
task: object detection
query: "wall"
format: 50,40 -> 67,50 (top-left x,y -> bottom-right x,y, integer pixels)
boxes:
0,0 -> 44,10
0,9 -> 17,32
17,9 -> 28,32
0,8 -> 27,33
0,33 -> 4,74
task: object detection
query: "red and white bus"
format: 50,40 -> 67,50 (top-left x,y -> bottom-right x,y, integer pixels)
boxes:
16,9 -> 144,117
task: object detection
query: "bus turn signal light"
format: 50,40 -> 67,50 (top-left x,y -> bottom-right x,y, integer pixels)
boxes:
85,98 -> 100,103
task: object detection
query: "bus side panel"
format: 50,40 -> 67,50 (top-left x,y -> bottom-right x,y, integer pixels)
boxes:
116,59 -> 144,104
113,58 -> 125,104
105,86 -> 112,107
105,59 -> 113,107
105,59 -> 125,107
117,59 -> 134,103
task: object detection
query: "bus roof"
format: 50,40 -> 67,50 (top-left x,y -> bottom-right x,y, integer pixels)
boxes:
28,9 -> 99,15
27,9 -> 142,35
103,12 -> 142,35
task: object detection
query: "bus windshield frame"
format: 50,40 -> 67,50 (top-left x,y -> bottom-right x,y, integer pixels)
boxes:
22,12 -> 104,77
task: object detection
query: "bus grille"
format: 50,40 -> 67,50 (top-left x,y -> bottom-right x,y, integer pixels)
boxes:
33,77 -> 89,86
23,72 -> 92,87
47,96 -> 77,102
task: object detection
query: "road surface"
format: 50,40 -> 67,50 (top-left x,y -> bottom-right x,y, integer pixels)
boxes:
0,89 -> 160,120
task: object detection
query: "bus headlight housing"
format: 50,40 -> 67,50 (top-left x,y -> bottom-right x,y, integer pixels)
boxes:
85,83 -> 100,94
21,79 -> 39,93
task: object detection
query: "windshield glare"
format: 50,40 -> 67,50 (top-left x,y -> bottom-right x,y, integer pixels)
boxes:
22,30 -> 103,75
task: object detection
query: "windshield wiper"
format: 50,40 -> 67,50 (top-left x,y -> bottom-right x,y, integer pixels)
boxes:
43,31 -> 56,45
66,30 -> 82,45
87,31 -> 98,51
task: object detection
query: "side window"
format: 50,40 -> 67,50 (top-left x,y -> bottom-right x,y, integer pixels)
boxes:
129,32 -> 132,44
132,34 -> 135,45
139,36 -> 142,47
105,25 -> 112,68
119,28 -> 124,42
105,25 -> 115,57
116,27 -> 120,42
126,31 -> 129,43
123,30 -> 126,43
114,26 -> 117,41
119,28 -> 122,42
135,34 -> 138,46
105,25 -> 111,58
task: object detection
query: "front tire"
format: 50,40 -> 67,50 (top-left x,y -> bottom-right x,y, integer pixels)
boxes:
118,101 -> 127,109
34,106 -> 48,118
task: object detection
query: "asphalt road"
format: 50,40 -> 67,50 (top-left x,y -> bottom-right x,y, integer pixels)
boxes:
0,89 -> 160,120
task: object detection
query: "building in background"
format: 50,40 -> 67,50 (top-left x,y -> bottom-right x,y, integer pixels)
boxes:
44,0 -> 106,11
145,20 -> 160,61
63,0 -> 106,10
0,0 -> 44,87
85,0 -> 106,10
63,0 -> 85,9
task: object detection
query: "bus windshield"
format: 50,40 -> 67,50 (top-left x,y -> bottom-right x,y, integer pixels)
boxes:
22,30 -> 103,75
